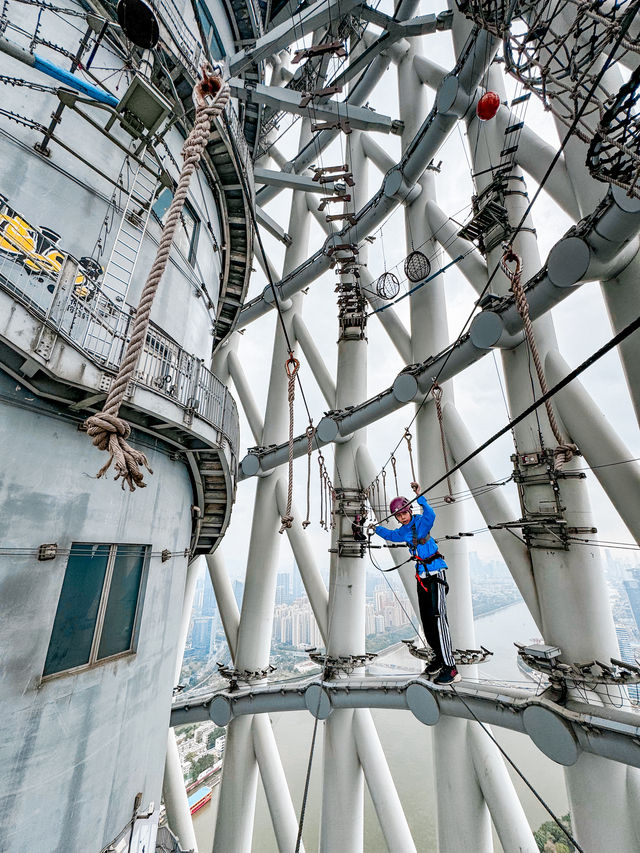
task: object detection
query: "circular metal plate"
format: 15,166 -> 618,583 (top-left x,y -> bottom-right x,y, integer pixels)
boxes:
210,695 -> 232,726
317,416 -> 339,443
241,454 -> 261,477
305,684 -> 332,720
470,311 -> 503,349
523,705 -> 579,766
392,373 -> 418,403
406,682 -> 440,726
547,237 -> 590,288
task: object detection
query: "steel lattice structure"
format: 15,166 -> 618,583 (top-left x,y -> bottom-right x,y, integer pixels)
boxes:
0,0 -> 639,851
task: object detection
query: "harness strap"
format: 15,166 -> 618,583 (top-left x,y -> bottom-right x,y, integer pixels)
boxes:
416,571 -> 449,595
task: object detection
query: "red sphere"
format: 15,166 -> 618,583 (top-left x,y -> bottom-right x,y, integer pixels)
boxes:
476,91 -> 501,121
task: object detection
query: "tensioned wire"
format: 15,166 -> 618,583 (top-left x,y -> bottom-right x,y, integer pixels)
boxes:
376,310 -> 640,525
365,0 -> 640,498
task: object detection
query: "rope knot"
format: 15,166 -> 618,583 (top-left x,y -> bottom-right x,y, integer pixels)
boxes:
279,515 -> 294,534
84,412 -> 153,491
553,442 -> 579,471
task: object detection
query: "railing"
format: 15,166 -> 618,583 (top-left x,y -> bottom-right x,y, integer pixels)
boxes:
0,248 -> 239,458
156,0 -> 204,79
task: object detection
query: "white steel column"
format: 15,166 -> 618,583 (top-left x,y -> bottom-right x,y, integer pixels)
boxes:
468,726 -> 538,853
320,130 -> 368,853
163,730 -> 199,852
546,350 -> 640,545
162,555 -> 201,848
464,54 -> 635,849
442,402 -> 543,629
399,34 -> 491,853
253,714 -> 307,853
212,120 -> 313,852
275,477 -> 329,640
353,708 -> 417,853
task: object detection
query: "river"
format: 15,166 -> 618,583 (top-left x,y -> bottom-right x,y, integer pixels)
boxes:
193,601 -> 569,852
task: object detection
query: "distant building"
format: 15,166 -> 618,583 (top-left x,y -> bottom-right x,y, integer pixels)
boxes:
615,626 -> 639,705
623,579 -> 640,635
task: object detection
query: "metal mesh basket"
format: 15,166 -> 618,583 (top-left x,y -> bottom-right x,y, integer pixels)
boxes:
587,66 -> 640,198
376,272 -> 400,299
404,251 -> 431,283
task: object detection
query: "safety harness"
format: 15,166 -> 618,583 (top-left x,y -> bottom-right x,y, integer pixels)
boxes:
410,523 -> 449,597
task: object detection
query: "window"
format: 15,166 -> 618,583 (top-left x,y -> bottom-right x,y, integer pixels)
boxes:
193,0 -> 225,60
152,188 -> 199,266
43,543 -> 149,677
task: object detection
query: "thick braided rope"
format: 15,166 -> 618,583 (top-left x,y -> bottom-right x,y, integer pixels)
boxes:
279,353 -> 300,533
501,249 -> 577,470
84,66 -> 230,491
431,384 -> 455,503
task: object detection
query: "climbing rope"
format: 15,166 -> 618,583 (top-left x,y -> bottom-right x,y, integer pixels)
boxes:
279,351 -> 300,533
501,247 -> 577,471
302,424 -> 315,528
431,384 -> 455,503
84,64 -> 230,490
381,469 -> 387,514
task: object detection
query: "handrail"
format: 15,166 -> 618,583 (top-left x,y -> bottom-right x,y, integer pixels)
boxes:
0,250 -> 239,457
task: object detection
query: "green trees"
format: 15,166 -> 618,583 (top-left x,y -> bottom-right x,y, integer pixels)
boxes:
533,815 -> 574,852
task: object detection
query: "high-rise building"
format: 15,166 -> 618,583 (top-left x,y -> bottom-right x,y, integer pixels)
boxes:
623,579 -> 640,635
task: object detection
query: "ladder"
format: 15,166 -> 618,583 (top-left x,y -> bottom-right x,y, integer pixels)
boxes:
101,150 -> 159,305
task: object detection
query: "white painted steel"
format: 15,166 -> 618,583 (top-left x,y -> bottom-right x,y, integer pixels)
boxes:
353,708 -> 418,853
546,350 -> 640,545
163,731 -> 199,853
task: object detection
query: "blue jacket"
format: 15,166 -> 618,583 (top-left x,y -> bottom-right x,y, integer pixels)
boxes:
375,495 -> 447,576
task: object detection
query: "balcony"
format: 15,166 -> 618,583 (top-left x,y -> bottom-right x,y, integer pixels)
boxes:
0,226 -> 238,557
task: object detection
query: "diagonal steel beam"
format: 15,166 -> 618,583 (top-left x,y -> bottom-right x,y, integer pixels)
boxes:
228,0 -> 364,75
229,77 -> 400,133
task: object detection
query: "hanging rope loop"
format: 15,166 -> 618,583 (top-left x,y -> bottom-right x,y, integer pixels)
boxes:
403,428 -> 417,483
280,350 -> 300,533
84,63 -> 230,491
318,453 -> 326,529
431,381 -> 456,503
390,454 -> 399,494
302,423 -> 315,528
500,246 -> 578,470
286,353 -> 301,378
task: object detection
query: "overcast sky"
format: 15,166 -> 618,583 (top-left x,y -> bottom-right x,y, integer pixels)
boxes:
211,3 -> 640,584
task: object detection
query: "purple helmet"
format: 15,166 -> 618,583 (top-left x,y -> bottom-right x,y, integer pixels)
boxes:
389,496 -> 411,517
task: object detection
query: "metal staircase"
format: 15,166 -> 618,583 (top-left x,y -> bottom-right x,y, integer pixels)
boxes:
101,151 -> 159,305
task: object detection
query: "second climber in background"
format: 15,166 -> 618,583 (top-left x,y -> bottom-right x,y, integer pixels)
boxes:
372,482 -> 460,684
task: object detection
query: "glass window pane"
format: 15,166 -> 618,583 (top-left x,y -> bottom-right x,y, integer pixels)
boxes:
44,544 -> 110,676
97,545 -> 146,660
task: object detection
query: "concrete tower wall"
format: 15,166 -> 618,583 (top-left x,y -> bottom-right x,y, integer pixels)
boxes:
0,372 -> 193,852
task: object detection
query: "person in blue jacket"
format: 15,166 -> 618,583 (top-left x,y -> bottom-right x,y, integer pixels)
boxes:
372,481 -> 460,684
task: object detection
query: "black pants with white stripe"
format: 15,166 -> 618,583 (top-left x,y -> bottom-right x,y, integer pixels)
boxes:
416,572 -> 455,668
